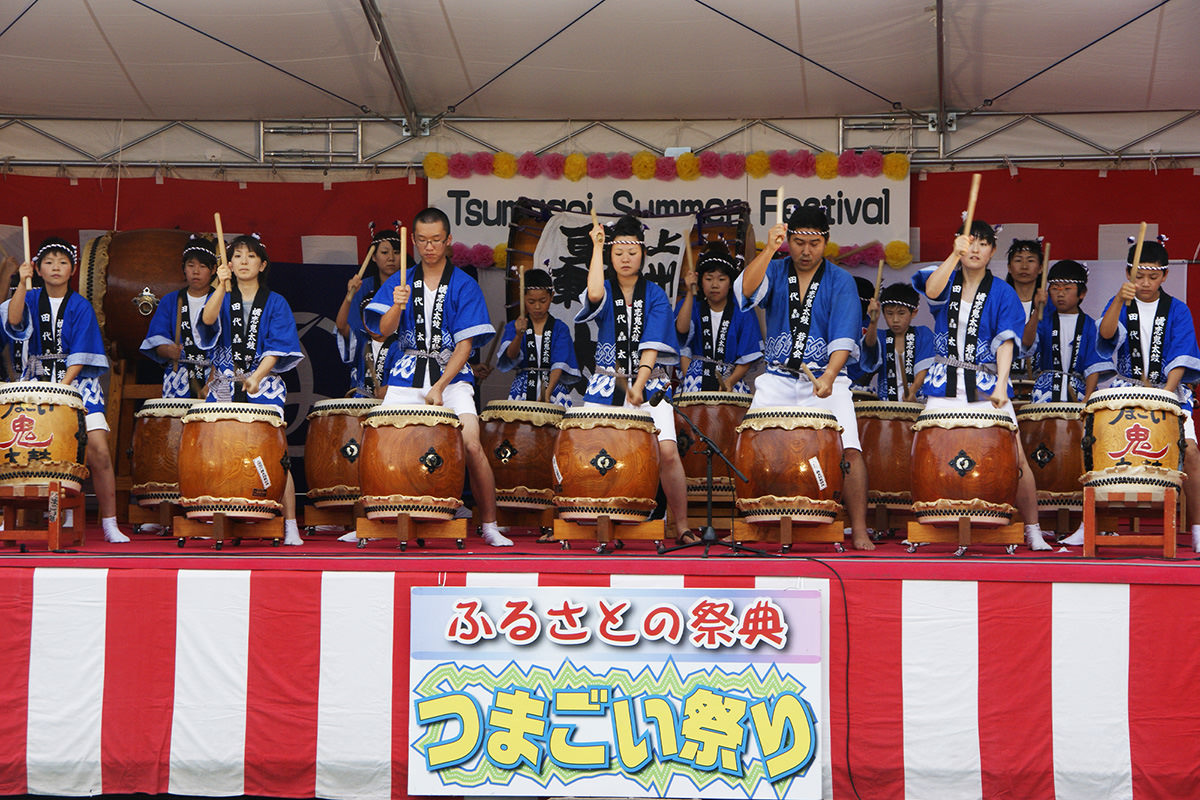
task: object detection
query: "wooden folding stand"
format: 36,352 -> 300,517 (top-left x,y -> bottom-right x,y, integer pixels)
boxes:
172,513 -> 284,550
552,516 -> 665,553
1082,485 -> 1179,558
905,517 -> 1024,557
356,513 -> 467,551
0,482 -> 86,552
129,500 -> 183,535
302,501 -> 363,534
730,517 -> 845,554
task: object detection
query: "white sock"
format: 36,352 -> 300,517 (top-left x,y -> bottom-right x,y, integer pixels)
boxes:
102,516 -> 130,543
1192,525 -> 1200,553
283,519 -> 304,546
1061,523 -> 1085,546
337,531 -> 359,543
1025,524 -> 1051,551
481,521 -> 513,547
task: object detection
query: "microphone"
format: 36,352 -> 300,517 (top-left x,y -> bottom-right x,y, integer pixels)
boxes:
648,388 -> 670,407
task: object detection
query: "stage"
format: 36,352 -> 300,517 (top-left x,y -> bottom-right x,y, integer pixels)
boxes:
1,527 -> 1199,800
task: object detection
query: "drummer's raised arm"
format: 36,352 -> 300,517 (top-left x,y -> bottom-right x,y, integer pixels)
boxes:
585,222 -> 606,304
740,222 -> 787,299
922,234 -> 969,300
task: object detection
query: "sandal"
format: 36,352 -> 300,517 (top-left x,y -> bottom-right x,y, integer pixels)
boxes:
676,530 -> 701,545
536,531 -> 554,543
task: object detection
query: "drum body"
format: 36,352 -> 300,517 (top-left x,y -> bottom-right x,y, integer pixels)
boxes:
554,407 -> 660,523
0,382 -> 89,493
855,401 -> 923,507
733,407 -> 844,524
674,391 -> 751,498
1082,387 -> 1184,502
1016,402 -> 1085,510
80,229 -> 195,359
130,398 -> 195,506
480,400 -> 564,509
304,398 -> 379,508
910,409 -> 1019,525
178,403 -> 287,519
359,405 -> 465,520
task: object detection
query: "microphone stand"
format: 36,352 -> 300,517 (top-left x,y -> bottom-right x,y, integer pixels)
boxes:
656,395 -> 773,558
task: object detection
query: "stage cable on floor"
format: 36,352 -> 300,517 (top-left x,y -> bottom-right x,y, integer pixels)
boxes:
0,0 -> 39,41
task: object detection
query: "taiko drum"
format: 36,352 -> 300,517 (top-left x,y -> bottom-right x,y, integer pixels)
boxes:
178,403 -> 287,519
1016,402 -> 1085,510
673,391 -> 751,498
359,404 -> 465,520
732,407 -> 844,524
910,408 -> 1019,525
304,397 -> 379,508
0,382 -> 88,493
130,398 -> 196,506
1082,387 -> 1184,501
480,400 -> 565,510
553,407 -> 660,523
854,400 -> 923,507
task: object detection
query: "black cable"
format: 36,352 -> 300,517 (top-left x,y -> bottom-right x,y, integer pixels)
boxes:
0,0 -> 39,41
128,0 -> 372,114
982,0 -> 1173,107
445,0 -> 609,114
689,0 -> 901,110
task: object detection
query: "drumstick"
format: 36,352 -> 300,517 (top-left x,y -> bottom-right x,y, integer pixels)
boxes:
1129,221 -> 1148,283
355,242 -> 377,279
775,186 -> 785,228
22,216 -> 31,290
800,363 -> 819,385
874,258 -> 884,299
213,212 -> 229,292
399,226 -> 407,286
1032,241 -> 1052,326
517,264 -> 527,324
962,173 -> 982,241
591,207 -> 599,228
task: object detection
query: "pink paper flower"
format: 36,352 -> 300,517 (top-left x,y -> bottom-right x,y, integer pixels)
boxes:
448,153 -> 472,179
609,152 -> 633,179
719,153 -> 745,179
517,151 -> 542,179
586,152 -> 610,179
859,148 -> 883,177
791,150 -> 816,177
451,242 -> 470,265
860,242 -> 886,266
655,156 -> 677,181
837,149 -> 861,177
769,149 -> 792,176
541,152 -> 565,179
470,243 -> 495,269
698,151 -> 721,178
471,151 -> 494,175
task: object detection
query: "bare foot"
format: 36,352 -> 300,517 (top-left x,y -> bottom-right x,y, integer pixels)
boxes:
851,530 -> 876,551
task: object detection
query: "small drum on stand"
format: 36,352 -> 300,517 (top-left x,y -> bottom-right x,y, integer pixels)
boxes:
732,407 -> 844,524
1016,402 -> 1085,513
553,407 -> 659,523
359,404 -> 465,521
673,391 -> 751,500
910,408 -> 1019,525
0,382 -> 89,493
1082,387 -> 1184,502
855,400 -> 923,509
304,397 -> 380,508
480,400 -> 565,510
130,398 -> 196,506
178,403 -> 287,520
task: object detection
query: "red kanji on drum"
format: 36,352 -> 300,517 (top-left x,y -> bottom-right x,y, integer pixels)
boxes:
0,413 -> 52,449
1107,423 -> 1169,460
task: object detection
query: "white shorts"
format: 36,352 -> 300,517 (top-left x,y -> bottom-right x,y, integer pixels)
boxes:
382,382 -> 477,419
751,372 -> 860,451
1185,410 -> 1197,444
923,395 -> 1018,424
85,412 -> 109,433
584,400 -> 675,443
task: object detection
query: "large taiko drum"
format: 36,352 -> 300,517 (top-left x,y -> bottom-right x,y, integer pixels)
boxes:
79,229 -> 196,359
553,407 -> 660,523
1082,387 -> 1184,502
178,403 -> 287,519
359,404 -> 465,520
732,407 -> 844,524
0,382 -> 89,493
304,397 -> 380,508
855,401 -> 923,507
480,400 -> 565,510
674,391 -> 752,499
1016,402 -> 1085,511
130,398 -> 196,506
911,408 -> 1019,525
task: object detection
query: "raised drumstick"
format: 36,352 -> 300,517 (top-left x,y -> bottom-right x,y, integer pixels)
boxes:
1129,221 -> 1148,282
399,226 -> 407,286
874,258 -> 885,299
22,216 -> 31,289
214,213 -> 230,292
517,264 -> 527,323
962,173 -> 982,240
776,186 -> 785,228
355,243 -> 377,278
1032,241 -> 1051,323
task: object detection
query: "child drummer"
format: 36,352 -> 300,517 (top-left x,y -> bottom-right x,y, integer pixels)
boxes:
912,220 -> 1052,551
1096,237 -> 1200,550
1028,259 -> 1107,404
859,282 -> 934,402
497,269 -> 579,406
674,240 -> 762,394
139,235 -> 218,399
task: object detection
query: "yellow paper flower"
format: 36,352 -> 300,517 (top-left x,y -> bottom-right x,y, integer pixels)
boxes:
632,150 -> 657,180
815,151 -> 839,180
563,152 -> 587,182
882,152 -> 910,181
745,150 -> 771,179
493,151 -> 518,178
885,240 -> 913,268
493,243 -> 508,270
676,152 -> 700,180
825,241 -> 840,260
422,152 -> 448,179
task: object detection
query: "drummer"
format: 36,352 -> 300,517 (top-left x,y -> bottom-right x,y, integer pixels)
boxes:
578,214 -> 695,545
674,240 -> 762,394
859,283 -> 934,402
497,269 -> 580,406
1028,260 -> 1106,403
336,223 -> 403,398
364,207 -> 513,547
201,234 -> 305,546
735,205 -> 874,551
1096,237 -> 1200,550
6,238 -> 125,542
912,220 -> 1051,551
139,235 -> 217,399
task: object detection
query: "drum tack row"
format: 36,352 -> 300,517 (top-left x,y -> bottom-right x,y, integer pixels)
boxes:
121,386 -> 1187,553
